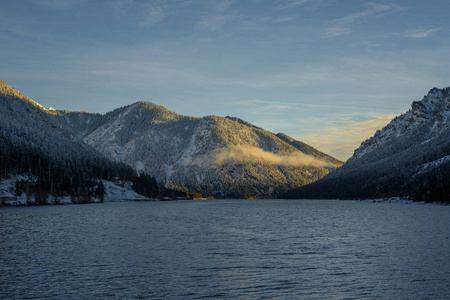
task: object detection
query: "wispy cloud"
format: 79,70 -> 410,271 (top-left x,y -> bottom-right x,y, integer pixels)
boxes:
196,14 -> 236,31
323,27 -> 352,38
277,0 -> 315,10
351,41 -> 383,48
324,2 -> 404,37
199,0 -> 233,11
298,114 -> 397,160
114,0 -> 167,27
230,99 -> 389,113
330,3 -> 400,25
138,3 -> 166,27
193,0 -> 238,31
84,45 -> 444,112
32,0 -> 82,9
404,28 -> 440,38
271,16 -> 295,24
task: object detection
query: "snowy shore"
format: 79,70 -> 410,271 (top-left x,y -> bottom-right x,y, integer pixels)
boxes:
0,176 -> 156,206
358,197 -> 442,205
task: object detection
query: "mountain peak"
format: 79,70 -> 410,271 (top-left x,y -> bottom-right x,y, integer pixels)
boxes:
129,101 -> 188,124
352,85 -> 450,160
281,85 -> 450,202
225,116 -> 260,129
133,101 -> 170,111
0,80 -> 46,111
411,86 -> 450,116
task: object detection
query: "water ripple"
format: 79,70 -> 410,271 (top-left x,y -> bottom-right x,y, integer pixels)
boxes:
1,200 -> 450,299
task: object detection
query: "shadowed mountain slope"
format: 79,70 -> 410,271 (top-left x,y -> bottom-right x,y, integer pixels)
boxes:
281,86 -> 450,203
0,81 -> 158,203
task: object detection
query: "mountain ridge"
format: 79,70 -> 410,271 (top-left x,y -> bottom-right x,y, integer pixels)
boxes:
56,101 -> 342,198
0,81 -> 160,204
352,87 -> 450,160
281,85 -> 450,203
0,80 -> 343,199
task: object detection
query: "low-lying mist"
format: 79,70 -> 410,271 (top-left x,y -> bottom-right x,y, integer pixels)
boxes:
212,145 -> 337,168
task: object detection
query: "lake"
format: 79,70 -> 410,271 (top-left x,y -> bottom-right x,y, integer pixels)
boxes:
1,200 -> 450,299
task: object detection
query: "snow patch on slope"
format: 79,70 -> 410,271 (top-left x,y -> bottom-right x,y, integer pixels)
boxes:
421,155 -> 450,170
0,175 -> 73,205
0,176 -> 153,206
102,180 -> 155,202
135,161 -> 145,174
413,155 -> 450,179
83,105 -> 135,160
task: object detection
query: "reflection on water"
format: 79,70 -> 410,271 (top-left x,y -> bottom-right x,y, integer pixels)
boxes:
1,200 -> 450,299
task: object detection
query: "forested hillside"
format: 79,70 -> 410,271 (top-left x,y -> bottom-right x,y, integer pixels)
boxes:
0,79 -> 344,201
0,80 -> 159,204
59,102 -> 342,198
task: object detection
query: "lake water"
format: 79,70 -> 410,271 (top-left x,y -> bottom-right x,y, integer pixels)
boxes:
1,200 -> 450,299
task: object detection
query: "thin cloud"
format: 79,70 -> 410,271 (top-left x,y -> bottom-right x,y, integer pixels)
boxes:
230,99 -> 392,112
351,41 -> 383,48
272,16 -> 295,24
404,28 -> 440,38
115,0 -> 167,27
83,44 -> 446,107
187,0 -> 238,31
298,114 -> 397,161
196,13 -> 235,31
138,3 -> 166,27
330,3 -> 399,25
277,0 -> 315,10
324,27 -> 352,37
32,0 -> 82,9
324,2 -> 404,37
114,0 -> 133,10
199,0 -> 233,12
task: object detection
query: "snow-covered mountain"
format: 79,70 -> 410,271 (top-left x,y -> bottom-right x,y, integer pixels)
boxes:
0,80 -> 159,204
353,87 -> 450,159
58,102 -> 342,198
0,81 -> 106,163
0,80 -> 342,200
282,86 -> 450,202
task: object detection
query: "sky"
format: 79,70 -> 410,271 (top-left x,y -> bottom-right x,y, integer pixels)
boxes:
1,0 -> 449,161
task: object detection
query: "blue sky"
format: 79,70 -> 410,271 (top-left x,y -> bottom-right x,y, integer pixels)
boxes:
1,0 -> 449,160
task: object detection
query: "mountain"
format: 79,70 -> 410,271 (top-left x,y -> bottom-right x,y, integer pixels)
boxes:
58,102 -> 342,198
0,80 -> 159,205
281,86 -> 450,203
0,80 -> 343,200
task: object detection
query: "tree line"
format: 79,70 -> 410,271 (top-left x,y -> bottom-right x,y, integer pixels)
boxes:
0,131 -> 160,204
